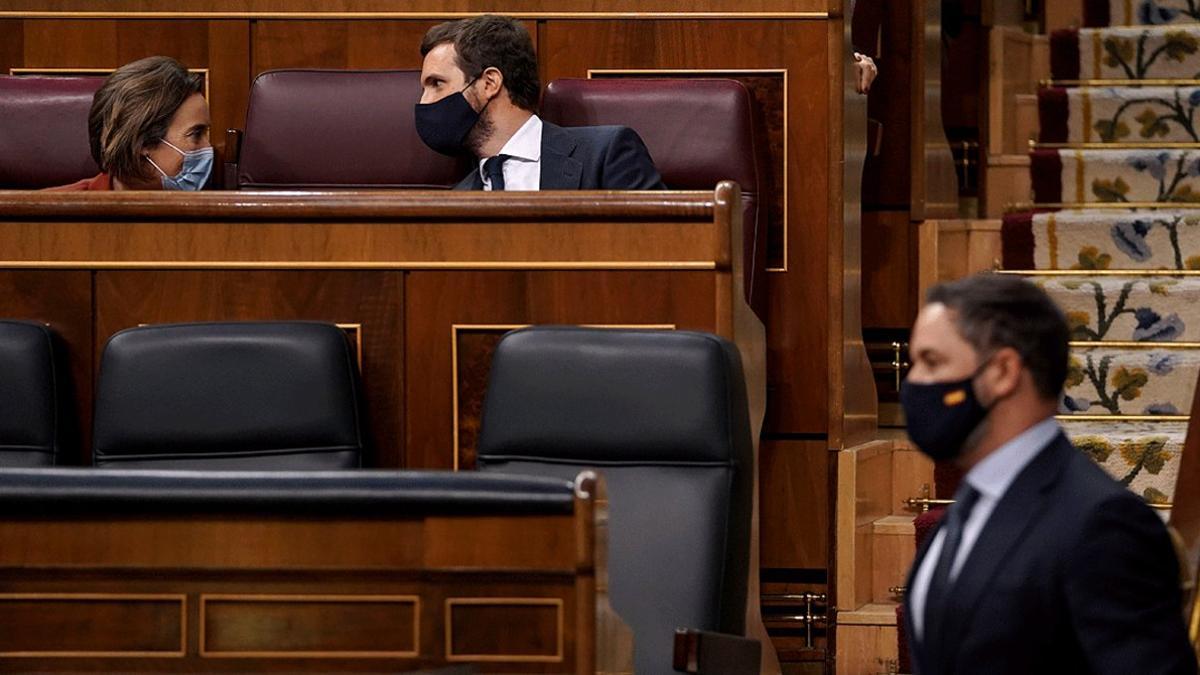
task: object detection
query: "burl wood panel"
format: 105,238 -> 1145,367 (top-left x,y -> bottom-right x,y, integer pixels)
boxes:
404,270 -> 717,470
539,19 -> 832,435
0,271 -> 91,464
201,596 -> 418,655
93,271 -> 406,467
7,19 -> 251,158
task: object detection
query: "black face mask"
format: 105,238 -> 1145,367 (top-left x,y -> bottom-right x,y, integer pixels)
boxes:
414,79 -> 484,156
900,361 -> 992,462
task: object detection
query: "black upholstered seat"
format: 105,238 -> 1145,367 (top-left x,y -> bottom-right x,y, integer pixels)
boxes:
92,322 -> 365,469
476,326 -> 757,675
0,321 -> 69,467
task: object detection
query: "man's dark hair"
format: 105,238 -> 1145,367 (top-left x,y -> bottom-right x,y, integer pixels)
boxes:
420,15 -> 540,112
927,274 -> 1069,401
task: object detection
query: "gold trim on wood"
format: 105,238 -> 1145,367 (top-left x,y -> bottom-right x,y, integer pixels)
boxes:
10,68 -> 211,101
0,261 -> 718,270
1043,79 -> 1200,87
588,67 -> 790,273
450,323 -> 676,470
444,597 -> 564,663
0,10 -> 831,19
1034,142 -> 1200,149
335,323 -> 363,371
1006,203 -> 1200,210
198,594 -> 420,659
0,593 -> 186,658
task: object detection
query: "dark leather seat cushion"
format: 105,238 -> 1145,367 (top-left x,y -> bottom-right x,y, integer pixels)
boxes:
0,76 -> 103,189
237,69 -> 465,189
0,468 -> 575,516
93,322 -> 365,469
0,321 -> 63,467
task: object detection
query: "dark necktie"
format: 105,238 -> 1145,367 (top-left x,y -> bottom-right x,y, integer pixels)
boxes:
483,154 -> 510,191
921,483 -> 982,664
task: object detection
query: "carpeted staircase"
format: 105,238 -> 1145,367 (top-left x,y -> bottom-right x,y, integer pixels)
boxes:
1001,1 -> 1200,511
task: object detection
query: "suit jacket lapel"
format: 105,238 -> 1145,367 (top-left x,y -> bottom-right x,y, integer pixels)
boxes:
539,121 -> 582,189
933,434 -> 1071,674
454,166 -> 483,190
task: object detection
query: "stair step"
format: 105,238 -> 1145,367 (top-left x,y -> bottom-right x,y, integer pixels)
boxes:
1063,344 -> 1200,416
1039,86 -> 1200,145
1031,274 -> 1200,342
1052,26 -> 1200,81
1032,148 -> 1200,205
1061,419 -> 1187,503
872,515 -> 916,537
1003,208 -> 1200,271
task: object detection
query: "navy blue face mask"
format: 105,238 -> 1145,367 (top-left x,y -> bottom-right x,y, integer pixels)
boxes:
900,360 -> 993,462
414,79 -> 484,156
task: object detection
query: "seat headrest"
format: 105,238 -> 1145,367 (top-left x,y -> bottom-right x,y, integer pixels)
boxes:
477,327 -> 750,465
0,321 -> 61,464
93,322 -> 364,466
237,69 -> 466,188
0,76 -> 103,188
541,78 -> 759,191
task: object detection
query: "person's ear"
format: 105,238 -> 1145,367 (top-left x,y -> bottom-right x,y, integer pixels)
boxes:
978,346 -> 1022,404
479,66 -> 504,100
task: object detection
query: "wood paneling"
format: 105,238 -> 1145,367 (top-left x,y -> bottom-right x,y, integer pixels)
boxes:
93,271 -> 406,466
0,0 -> 837,15
0,595 -> 184,655
10,19 -> 250,156
446,599 -> 562,661
540,19 -> 832,434
251,20 -> 436,73
201,596 -> 419,656
0,271 -> 91,464
861,210 -> 917,330
760,439 -> 829,571
404,270 -> 717,469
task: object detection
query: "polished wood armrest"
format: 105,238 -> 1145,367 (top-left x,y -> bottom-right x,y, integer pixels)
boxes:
671,628 -> 761,675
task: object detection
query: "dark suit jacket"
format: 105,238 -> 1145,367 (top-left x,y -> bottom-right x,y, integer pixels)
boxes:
905,433 -> 1196,675
454,120 -> 666,190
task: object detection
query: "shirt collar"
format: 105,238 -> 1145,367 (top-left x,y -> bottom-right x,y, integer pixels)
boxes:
965,416 -> 1060,500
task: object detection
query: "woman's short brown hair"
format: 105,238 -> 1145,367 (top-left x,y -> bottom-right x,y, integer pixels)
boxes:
87,56 -> 204,182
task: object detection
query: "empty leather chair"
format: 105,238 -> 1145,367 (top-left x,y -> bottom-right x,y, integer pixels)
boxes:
541,79 -> 771,318
93,322 -> 365,469
0,321 -> 69,466
477,327 -> 761,675
0,75 -> 103,189
227,69 -> 466,189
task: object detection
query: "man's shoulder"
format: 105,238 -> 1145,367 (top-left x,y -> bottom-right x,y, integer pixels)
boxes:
544,121 -> 635,146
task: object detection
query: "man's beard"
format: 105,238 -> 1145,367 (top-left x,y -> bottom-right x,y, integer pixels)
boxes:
464,106 -> 494,156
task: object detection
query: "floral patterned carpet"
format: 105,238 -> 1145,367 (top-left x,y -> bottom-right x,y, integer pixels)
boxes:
1001,0 -> 1200,506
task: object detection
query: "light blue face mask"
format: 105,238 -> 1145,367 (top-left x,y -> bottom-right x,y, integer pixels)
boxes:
146,139 -> 213,191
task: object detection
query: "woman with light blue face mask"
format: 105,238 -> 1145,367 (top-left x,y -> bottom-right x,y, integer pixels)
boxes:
47,56 -> 212,192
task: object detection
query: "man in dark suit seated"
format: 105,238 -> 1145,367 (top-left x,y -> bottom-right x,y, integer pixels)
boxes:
415,15 -> 666,191
900,274 -> 1196,675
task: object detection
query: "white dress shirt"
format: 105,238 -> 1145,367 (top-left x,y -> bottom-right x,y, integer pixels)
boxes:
479,114 -> 542,191
908,417 -> 1060,639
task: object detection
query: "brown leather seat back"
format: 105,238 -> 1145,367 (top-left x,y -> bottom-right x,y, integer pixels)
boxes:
235,69 -> 466,189
541,78 -> 770,316
0,75 -> 103,189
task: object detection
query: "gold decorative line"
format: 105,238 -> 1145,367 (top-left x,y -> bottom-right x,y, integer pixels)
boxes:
450,323 -> 676,471
11,67 -> 210,101
444,597 -> 564,663
1056,414 -> 1190,421
587,67 -> 790,273
1047,213 -> 1059,268
1148,502 -> 1173,510
1074,150 -> 1086,204
1082,90 -> 1093,144
1034,142 -> 1200,149
0,10 -> 830,19
1044,79 -> 1200,87
1006,202 -> 1200,209
0,261 -> 717,270
334,323 -> 363,371
1071,341 -> 1200,349
198,594 -> 420,659
0,593 -> 186,658
1000,269 -> 1200,276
